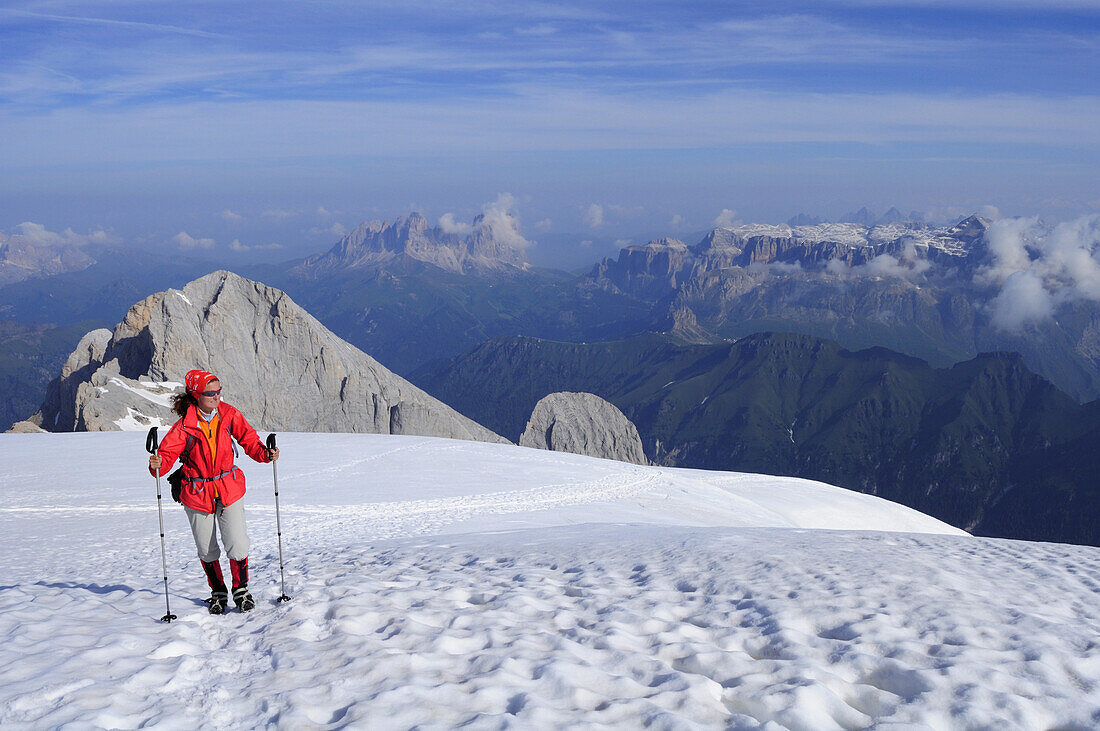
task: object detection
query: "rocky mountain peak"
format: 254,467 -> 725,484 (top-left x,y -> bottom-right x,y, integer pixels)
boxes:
295,211 -> 528,278
14,270 -> 508,442
844,207 -> 878,227
877,207 -> 907,225
947,214 -> 991,241
520,391 -> 648,465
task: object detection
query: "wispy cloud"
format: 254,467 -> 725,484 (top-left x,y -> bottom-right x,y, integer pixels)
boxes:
0,8 -> 223,38
714,209 -> 738,227
825,239 -> 932,281
3,90 -> 1098,176
3,2 -> 1096,111
478,193 -> 534,249
308,223 -> 348,237
976,215 -> 1100,331
170,231 -> 214,249
229,239 -> 283,252
436,193 -> 534,249
261,209 -> 299,221
583,204 -> 604,228
5,221 -> 115,247
1,2 -> 1097,239
438,213 -> 473,235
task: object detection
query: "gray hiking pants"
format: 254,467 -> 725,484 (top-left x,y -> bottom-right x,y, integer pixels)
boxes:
185,498 -> 250,562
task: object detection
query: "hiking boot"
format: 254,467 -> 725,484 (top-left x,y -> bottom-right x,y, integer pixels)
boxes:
233,586 -> 255,612
208,591 -> 229,615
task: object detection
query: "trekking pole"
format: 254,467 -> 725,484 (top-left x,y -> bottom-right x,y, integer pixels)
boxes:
267,433 -> 291,602
145,427 -> 177,623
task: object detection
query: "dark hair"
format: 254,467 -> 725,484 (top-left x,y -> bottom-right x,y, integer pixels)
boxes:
171,391 -> 198,418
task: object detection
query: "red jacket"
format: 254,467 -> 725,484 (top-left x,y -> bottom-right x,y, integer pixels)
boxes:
151,402 -> 271,514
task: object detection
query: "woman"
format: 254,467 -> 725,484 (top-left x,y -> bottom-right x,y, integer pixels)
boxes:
148,370 -> 279,615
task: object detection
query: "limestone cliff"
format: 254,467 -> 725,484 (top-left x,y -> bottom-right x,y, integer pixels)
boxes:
15,270 -> 509,443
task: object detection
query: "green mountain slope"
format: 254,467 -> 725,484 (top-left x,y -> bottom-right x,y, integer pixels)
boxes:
413,332 -> 1097,545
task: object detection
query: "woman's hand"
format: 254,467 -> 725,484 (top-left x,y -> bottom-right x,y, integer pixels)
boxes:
268,447 -> 280,462
149,454 -> 162,472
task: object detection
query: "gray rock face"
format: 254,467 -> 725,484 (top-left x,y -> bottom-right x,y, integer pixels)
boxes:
591,216 -> 991,300
589,238 -> 694,300
18,270 -> 509,442
520,392 -> 647,465
294,212 -> 528,278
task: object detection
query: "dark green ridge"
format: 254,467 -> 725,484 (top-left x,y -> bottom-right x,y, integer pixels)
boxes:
412,331 -> 1099,547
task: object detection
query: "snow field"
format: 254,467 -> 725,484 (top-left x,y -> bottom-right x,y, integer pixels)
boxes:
1,433 -> 1098,729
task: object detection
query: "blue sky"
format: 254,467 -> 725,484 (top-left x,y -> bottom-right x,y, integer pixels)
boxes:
2,0 -> 1099,266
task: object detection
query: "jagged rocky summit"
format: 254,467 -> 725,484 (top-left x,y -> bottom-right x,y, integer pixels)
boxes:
293,212 -> 529,278
13,270 -> 508,443
520,392 -> 648,465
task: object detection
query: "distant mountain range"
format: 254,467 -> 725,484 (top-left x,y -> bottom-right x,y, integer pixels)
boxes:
581,215 -> 1100,402
7,210 -> 1100,412
6,211 -> 1100,545
9,211 -> 1100,403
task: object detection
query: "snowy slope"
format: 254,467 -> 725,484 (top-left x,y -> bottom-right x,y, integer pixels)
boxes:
1,433 -> 1097,729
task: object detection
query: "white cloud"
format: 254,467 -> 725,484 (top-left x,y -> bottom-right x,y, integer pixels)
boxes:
436,194 -> 533,249
516,24 -> 558,36
478,193 -> 533,250
750,260 -> 805,275
976,217 -> 1039,286
171,231 -> 214,249
229,239 -> 283,252
535,218 -> 552,231
824,239 -> 931,281
989,271 -> 1054,331
307,222 -> 349,237
714,209 -> 738,228
261,209 -> 298,220
670,214 -> 684,226
978,205 -> 1001,220
9,222 -> 116,247
438,212 -> 474,235
221,209 -> 244,222
863,252 -> 931,279
307,222 -> 348,237
613,239 -> 631,247
584,204 -> 604,228
316,206 -> 332,217
976,214 -> 1100,332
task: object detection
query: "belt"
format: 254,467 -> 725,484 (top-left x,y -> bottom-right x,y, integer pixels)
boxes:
185,467 -> 240,492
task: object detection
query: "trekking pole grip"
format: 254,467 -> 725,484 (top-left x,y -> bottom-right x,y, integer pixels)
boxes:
146,427 -> 159,454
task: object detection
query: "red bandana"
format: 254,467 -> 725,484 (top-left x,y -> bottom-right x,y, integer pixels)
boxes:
185,369 -> 219,395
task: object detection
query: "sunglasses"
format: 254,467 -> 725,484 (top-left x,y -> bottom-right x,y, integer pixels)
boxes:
199,389 -> 222,397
